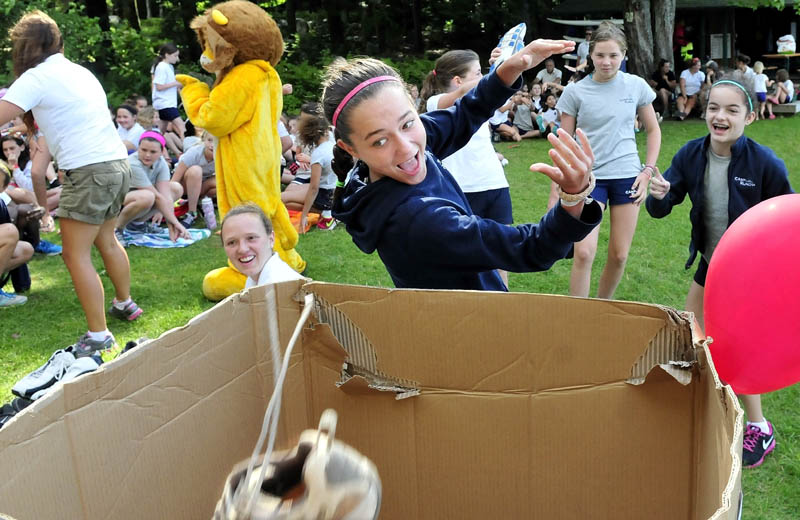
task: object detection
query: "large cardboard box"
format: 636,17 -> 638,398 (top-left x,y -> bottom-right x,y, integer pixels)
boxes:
0,281 -> 742,519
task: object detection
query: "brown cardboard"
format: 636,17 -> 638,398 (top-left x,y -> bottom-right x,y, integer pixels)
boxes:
0,281 -> 742,519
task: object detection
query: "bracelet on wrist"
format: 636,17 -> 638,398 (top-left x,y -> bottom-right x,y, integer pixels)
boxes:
557,172 -> 595,207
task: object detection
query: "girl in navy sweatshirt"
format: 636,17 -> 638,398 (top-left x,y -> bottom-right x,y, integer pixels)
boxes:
323,40 -> 603,291
646,74 -> 793,469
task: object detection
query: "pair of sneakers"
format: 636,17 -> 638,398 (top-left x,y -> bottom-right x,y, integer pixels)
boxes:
214,409 -> 381,520
11,346 -> 102,400
743,421 -> 776,468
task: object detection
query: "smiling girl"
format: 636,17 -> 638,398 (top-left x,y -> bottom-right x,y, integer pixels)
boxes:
646,75 -> 793,469
221,203 -> 305,288
324,39 -> 604,291
552,20 -> 661,300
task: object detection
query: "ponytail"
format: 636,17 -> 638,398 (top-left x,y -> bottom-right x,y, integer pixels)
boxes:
152,42 -> 178,73
419,49 -> 480,114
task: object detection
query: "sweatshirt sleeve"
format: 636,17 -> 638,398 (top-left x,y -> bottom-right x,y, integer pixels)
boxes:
421,72 -> 521,160
406,199 -> 602,274
646,145 -> 691,218
761,151 -> 794,198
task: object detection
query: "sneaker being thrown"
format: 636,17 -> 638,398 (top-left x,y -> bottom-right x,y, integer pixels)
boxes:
0,289 -> 26,308
316,216 -> 337,231
743,422 -> 776,468
214,409 -> 381,520
71,333 -> 117,359
34,239 -> 62,256
12,348 -> 76,399
108,298 -> 143,322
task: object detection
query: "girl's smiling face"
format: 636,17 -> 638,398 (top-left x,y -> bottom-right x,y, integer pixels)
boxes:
545,94 -> 557,108
116,108 -> 135,130
222,213 -> 274,279
705,85 -> 755,154
337,85 -> 427,185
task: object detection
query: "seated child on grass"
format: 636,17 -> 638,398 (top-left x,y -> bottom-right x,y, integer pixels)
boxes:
116,132 -> 188,239
171,131 -> 217,228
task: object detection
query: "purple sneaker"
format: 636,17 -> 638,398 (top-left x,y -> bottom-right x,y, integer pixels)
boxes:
742,422 -> 776,468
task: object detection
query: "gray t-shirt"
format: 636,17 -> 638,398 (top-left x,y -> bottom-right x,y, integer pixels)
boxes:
310,139 -> 336,190
128,153 -> 170,189
178,144 -> 216,179
557,72 -> 655,179
702,149 -> 731,261
514,103 -> 535,132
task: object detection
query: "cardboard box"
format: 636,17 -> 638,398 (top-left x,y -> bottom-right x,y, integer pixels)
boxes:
0,281 -> 742,519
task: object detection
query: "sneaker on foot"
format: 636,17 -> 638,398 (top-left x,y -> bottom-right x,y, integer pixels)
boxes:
0,289 -> 27,308
214,409 -> 381,520
108,299 -> 143,322
743,422 -> 776,468
34,239 -> 62,256
316,216 -> 337,231
71,333 -> 117,359
180,211 -> 197,228
12,348 -> 76,399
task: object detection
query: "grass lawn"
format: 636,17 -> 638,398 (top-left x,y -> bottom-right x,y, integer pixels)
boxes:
1,116 -> 799,517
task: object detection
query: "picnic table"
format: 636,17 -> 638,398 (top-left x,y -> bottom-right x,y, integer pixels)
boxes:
762,53 -> 800,72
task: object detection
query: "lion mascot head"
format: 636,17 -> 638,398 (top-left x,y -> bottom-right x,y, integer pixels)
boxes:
190,1 -> 284,84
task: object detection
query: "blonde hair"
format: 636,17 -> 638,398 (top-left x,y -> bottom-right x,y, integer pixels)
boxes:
753,61 -> 764,74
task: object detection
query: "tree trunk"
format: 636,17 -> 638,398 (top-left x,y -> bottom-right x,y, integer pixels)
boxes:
624,0 -> 654,78
286,0 -> 297,36
411,0 -> 423,53
652,0 -> 676,65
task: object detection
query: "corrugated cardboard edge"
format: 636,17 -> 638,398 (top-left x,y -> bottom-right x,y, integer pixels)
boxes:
628,306 -> 697,386
699,332 -> 744,520
304,290 -> 420,399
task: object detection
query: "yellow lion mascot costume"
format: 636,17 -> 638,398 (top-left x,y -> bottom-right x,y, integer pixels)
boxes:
177,0 -> 305,300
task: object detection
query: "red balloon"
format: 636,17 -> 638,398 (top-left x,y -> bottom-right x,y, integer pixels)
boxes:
705,194 -> 800,394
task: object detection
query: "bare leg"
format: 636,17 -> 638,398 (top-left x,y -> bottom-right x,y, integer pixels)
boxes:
60,218 -> 107,332
570,221 -> 602,297
93,218 -> 131,303
596,202 -> 640,299
117,190 -> 156,229
171,117 -> 186,141
184,165 -> 203,213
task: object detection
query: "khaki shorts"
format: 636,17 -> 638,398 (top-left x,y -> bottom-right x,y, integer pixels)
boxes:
57,159 -> 131,225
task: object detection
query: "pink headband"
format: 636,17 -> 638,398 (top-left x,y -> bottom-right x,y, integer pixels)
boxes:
332,75 -> 401,127
140,131 -> 166,149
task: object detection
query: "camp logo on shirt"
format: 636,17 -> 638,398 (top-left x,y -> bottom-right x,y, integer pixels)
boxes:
618,95 -> 635,104
734,176 -> 756,188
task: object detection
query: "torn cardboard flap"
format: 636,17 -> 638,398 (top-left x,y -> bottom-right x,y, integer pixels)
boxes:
304,283 -> 693,395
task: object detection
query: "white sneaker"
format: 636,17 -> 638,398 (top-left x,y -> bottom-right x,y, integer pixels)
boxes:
29,355 -> 101,401
215,410 -> 381,520
12,348 -> 76,399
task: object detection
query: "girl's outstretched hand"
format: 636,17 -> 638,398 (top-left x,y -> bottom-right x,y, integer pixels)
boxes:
530,128 -> 594,197
497,39 -> 575,86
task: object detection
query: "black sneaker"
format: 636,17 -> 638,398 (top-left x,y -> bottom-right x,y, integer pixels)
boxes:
180,211 -> 197,228
742,422 -> 776,468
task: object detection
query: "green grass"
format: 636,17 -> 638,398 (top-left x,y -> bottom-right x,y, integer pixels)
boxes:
1,117 -> 799,517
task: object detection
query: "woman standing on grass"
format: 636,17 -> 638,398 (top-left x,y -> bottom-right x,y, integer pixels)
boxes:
646,75 -> 792,468
0,11 -> 168,355
549,20 -> 661,300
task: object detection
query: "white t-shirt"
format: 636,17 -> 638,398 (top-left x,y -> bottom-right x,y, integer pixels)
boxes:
12,161 -> 33,191
557,72 -> 655,179
179,143 -> 216,179
152,61 -> 177,110
278,121 -> 289,137
754,73 -> 769,93
3,53 -> 127,170
310,139 -> 336,190
245,253 -> 306,289
680,69 -> 705,96
488,98 -> 512,126
540,108 -> 559,125
427,94 -> 508,193
782,80 -> 795,102
118,123 -> 145,147
535,68 -> 562,84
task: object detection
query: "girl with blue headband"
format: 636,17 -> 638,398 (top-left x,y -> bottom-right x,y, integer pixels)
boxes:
646,73 -> 793,470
